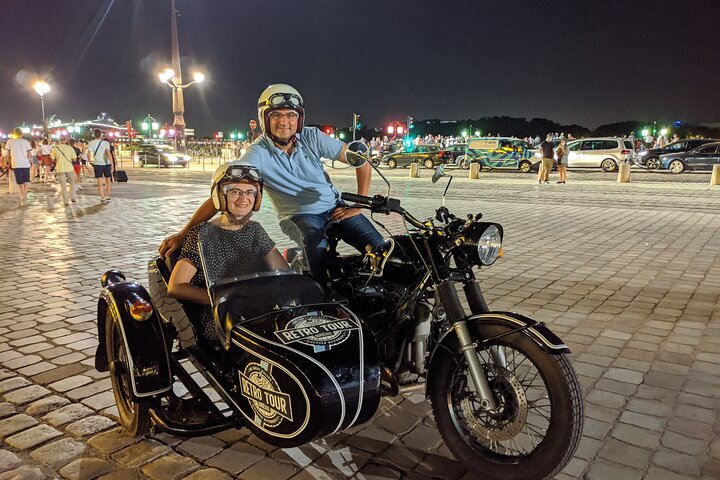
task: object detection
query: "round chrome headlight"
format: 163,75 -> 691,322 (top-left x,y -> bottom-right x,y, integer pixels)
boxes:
477,224 -> 502,265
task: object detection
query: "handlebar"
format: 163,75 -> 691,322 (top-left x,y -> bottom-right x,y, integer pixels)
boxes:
341,192 -> 375,207
341,192 -> 426,230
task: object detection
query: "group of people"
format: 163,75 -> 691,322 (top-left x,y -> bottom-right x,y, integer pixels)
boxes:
160,83 -> 385,347
536,134 -> 568,184
1,128 -> 117,206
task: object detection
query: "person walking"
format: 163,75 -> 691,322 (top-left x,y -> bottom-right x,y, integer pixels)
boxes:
556,139 -> 568,184
537,134 -> 555,184
29,140 -> 39,182
70,139 -> 82,189
50,138 -> 79,206
2,128 -> 32,206
88,129 -> 114,202
38,138 -> 54,183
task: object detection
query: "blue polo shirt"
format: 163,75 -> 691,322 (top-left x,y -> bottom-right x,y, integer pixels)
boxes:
241,126 -> 343,220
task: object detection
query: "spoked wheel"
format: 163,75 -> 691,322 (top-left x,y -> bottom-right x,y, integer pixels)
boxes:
668,160 -> 685,174
645,157 -> 661,169
387,158 -> 397,169
106,310 -> 151,436
519,161 -> 531,173
429,323 -> 583,480
424,158 -> 435,169
601,158 -> 617,172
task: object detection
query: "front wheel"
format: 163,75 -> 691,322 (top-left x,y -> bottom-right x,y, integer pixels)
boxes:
668,159 -> 685,174
106,310 -> 151,436
601,158 -> 617,172
518,160 -> 532,173
429,323 -> 583,480
424,158 -> 435,169
386,158 -> 397,169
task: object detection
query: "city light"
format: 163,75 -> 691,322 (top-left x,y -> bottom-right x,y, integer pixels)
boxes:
193,72 -> 205,83
151,122 -> 159,130
641,129 -> 649,136
159,69 -> 174,83
660,128 -> 668,136
461,130 -> 468,138
141,122 -> 149,131
21,127 -> 30,134
33,81 -> 50,97
387,125 -> 395,134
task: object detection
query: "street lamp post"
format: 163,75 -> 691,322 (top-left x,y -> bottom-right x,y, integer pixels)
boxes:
158,0 -> 205,152
33,81 -> 50,138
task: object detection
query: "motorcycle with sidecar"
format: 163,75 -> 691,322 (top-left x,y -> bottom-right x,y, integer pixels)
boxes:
96,143 -> 583,480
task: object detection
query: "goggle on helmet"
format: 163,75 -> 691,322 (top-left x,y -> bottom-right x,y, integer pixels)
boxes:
210,163 -> 263,212
257,84 -> 305,139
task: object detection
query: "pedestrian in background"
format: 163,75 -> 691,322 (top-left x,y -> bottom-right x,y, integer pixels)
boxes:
556,139 -> 568,184
50,137 -> 79,206
88,129 -> 114,202
2,127 -> 32,206
538,134 -> 554,184
39,138 -> 54,183
30,140 -> 39,182
70,139 -> 82,189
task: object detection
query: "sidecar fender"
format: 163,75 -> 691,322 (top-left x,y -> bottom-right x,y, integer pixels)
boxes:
97,280 -> 172,399
427,312 -> 570,397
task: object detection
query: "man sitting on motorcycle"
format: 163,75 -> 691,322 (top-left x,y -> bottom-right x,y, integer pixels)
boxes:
167,163 -> 289,346
159,83 -> 384,285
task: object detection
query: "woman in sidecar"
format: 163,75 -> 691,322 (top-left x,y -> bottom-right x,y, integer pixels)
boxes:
95,162 -> 381,443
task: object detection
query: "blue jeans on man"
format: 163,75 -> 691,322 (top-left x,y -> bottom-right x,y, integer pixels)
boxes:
280,205 -> 384,285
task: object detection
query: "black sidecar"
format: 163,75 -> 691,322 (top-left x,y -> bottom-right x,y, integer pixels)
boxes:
95,255 -> 381,447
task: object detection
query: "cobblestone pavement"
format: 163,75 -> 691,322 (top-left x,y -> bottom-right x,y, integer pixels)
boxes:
1,168 -> 719,480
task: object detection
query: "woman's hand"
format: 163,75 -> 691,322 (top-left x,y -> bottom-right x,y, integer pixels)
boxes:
159,232 -> 186,256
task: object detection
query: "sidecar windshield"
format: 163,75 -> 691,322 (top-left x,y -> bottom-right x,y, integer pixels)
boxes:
196,222 -> 326,320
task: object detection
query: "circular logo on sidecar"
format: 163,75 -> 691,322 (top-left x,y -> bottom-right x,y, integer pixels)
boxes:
239,362 -> 293,429
274,313 -> 358,352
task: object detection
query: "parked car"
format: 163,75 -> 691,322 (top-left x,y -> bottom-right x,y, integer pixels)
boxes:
564,138 -> 634,172
634,139 -> 718,169
660,142 -> 720,173
459,137 -> 538,172
437,144 -> 467,164
133,144 -> 191,167
384,144 -> 443,169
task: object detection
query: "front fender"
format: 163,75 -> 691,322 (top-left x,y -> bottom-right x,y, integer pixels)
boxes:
97,279 -> 172,399
427,312 -> 570,398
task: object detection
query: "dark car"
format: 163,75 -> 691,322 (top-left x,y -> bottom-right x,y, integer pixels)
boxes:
134,144 -> 191,167
634,139 -> 718,169
384,144 -> 443,169
660,142 -> 720,173
437,144 -> 467,164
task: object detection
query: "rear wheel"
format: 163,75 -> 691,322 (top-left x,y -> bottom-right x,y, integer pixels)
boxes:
668,159 -> 685,174
519,161 -> 532,173
601,158 -> 617,172
387,158 -> 397,169
645,157 -> 661,169
429,323 -> 583,480
106,310 -> 151,436
424,158 -> 435,169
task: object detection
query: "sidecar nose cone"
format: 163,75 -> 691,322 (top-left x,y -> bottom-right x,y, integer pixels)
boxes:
101,269 -> 126,288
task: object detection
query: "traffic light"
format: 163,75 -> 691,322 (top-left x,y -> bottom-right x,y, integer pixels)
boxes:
353,113 -> 362,130
322,125 -> 335,135
408,116 -> 414,130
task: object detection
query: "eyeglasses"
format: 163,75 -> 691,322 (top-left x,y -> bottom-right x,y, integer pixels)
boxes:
225,187 -> 257,199
268,111 -> 299,121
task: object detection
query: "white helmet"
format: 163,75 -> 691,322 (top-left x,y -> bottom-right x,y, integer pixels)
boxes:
257,84 -> 305,143
210,162 -> 263,213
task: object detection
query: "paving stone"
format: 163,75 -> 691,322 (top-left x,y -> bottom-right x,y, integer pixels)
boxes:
602,367 -> 644,385
30,437 -> 88,468
661,430 -> 707,455
65,415 -> 116,437
237,456 -> 297,480
181,468 -> 232,480
87,427 -> 138,454
3,385 -> 51,405
111,439 -> 171,468
574,436 -> 603,461
205,442 -> 265,475
42,404 -> 94,426
672,403 -> 715,424
0,413 -> 38,437
59,457 -> 113,480
346,426 -> 396,453
0,466 -> 46,480
177,435 -> 226,461
626,398 -> 672,417
49,375 -> 93,393
618,411 -> 665,431
413,453 -> 467,480
586,389 -> 627,409
666,417 -> 714,439
5,424 -> 62,449
652,449 -> 705,476
313,446 -> 371,477
0,403 -> 16,419
0,449 -> 22,472
598,438 -> 652,469
586,460 -> 642,480
400,424 -> 442,452
643,466 -> 695,480
97,472 -> 137,480
610,423 -> 661,449
141,451 -> 200,480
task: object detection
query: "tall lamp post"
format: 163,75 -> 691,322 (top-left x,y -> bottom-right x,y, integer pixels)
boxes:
33,81 -> 50,138
158,0 -> 204,152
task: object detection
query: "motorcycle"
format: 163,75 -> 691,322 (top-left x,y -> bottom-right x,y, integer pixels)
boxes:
95,142 -> 582,480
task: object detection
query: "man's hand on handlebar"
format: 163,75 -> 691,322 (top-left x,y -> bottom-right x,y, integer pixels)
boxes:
159,232 -> 186,257
330,205 -> 364,222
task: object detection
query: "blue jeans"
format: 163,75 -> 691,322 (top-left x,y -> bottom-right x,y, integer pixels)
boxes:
280,205 -> 384,284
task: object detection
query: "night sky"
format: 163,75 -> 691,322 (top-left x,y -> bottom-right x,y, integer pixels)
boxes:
1,0 -> 719,136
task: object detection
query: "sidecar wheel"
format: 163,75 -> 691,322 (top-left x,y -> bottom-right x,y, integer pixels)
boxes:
429,323 -> 583,480
106,310 -> 151,437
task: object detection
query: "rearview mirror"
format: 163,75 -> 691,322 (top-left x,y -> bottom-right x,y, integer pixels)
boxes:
345,141 -> 369,168
432,165 -> 445,183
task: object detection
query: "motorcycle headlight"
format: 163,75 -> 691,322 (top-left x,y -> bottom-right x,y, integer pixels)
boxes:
458,222 -> 503,266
